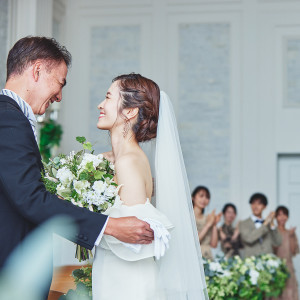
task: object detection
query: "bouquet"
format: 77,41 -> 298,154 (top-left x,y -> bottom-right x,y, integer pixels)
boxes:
204,254 -> 289,299
42,137 -> 119,261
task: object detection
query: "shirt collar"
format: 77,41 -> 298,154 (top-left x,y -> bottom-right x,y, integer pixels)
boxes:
251,215 -> 263,223
1,89 -> 37,122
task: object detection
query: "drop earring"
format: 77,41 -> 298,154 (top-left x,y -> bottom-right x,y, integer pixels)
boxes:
123,119 -> 130,138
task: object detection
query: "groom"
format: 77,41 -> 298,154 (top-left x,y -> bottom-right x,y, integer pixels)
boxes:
0,36 -> 153,272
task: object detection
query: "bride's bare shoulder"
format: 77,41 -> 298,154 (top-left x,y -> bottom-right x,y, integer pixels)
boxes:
102,151 -> 114,163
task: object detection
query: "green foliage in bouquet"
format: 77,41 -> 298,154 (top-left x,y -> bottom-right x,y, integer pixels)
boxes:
204,254 -> 289,300
42,137 -> 119,261
39,120 -> 63,162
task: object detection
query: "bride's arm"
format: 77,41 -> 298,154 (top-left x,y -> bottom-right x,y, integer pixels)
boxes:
115,154 -> 148,206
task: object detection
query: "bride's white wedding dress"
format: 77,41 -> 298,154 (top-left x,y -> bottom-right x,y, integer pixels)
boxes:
92,195 -> 173,300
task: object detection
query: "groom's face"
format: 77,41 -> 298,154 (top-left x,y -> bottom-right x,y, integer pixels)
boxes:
31,60 -> 68,115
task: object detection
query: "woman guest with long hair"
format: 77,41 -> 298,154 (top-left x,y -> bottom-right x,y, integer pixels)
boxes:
192,186 -> 221,260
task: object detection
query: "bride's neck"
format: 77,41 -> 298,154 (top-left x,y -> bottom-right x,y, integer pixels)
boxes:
110,129 -> 139,160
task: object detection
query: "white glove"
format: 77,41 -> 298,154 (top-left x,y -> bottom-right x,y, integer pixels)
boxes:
143,218 -> 171,260
121,218 -> 171,260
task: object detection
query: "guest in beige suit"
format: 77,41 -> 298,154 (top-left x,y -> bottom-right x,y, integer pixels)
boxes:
239,193 -> 282,258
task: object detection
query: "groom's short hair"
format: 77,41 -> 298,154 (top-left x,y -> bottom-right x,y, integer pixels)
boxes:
6,36 -> 72,81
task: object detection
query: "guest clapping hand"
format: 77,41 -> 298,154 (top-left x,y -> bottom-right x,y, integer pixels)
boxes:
192,186 -> 221,260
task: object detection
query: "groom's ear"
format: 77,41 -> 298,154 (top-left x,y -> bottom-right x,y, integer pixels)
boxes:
124,107 -> 139,120
32,61 -> 42,82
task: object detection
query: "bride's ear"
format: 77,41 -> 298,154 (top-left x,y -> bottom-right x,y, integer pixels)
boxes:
123,107 -> 139,120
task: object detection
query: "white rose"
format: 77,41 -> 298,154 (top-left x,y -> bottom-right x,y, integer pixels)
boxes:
56,167 -> 75,187
73,180 -> 90,195
249,269 -> 259,285
79,153 -> 103,170
93,181 -> 106,194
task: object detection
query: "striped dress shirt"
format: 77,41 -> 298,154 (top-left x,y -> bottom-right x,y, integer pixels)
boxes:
0,89 -> 37,142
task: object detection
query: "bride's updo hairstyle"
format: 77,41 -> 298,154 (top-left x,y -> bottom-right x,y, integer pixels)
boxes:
112,73 -> 160,142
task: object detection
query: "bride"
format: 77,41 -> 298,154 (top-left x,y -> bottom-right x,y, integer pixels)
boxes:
92,73 -> 208,299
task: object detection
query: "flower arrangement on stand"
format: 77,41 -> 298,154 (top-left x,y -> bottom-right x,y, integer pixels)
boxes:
204,254 -> 289,300
42,137 -> 120,261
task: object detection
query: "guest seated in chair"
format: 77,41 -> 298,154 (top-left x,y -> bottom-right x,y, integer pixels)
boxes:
192,186 -> 221,260
218,203 -> 243,258
239,193 -> 281,258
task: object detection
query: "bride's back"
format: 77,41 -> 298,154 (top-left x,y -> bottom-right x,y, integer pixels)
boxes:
114,146 -> 153,206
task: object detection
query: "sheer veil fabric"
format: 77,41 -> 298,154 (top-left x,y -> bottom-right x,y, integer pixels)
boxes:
145,91 -> 209,299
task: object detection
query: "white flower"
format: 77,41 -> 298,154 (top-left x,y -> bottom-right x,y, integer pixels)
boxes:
60,158 -> 67,165
93,181 -> 106,194
249,269 -> 259,285
105,185 -> 118,198
73,180 -> 90,195
110,163 -> 115,170
267,259 -> 279,268
68,151 -> 76,161
209,262 -> 223,273
79,153 -> 103,170
83,191 -> 106,206
88,205 -> 94,212
56,167 -> 75,187
256,261 -> 264,271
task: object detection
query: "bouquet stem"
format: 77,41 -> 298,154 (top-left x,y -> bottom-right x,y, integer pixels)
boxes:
75,244 -> 93,262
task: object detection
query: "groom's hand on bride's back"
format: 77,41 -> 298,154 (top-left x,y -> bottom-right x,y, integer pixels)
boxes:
104,217 -> 154,244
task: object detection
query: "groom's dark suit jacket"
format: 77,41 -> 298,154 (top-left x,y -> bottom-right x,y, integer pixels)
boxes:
0,94 -> 108,269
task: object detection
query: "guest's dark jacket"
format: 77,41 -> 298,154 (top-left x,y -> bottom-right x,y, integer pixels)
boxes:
0,95 -> 108,268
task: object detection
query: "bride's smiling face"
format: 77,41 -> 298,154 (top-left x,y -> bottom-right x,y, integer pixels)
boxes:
97,81 -> 122,130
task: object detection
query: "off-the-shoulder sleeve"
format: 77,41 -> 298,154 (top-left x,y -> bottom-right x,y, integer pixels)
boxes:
100,198 -> 174,261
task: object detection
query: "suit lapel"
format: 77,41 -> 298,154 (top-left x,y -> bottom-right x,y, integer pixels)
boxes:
0,94 -> 43,169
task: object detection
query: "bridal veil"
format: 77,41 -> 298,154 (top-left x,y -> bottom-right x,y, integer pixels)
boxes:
145,91 -> 209,299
